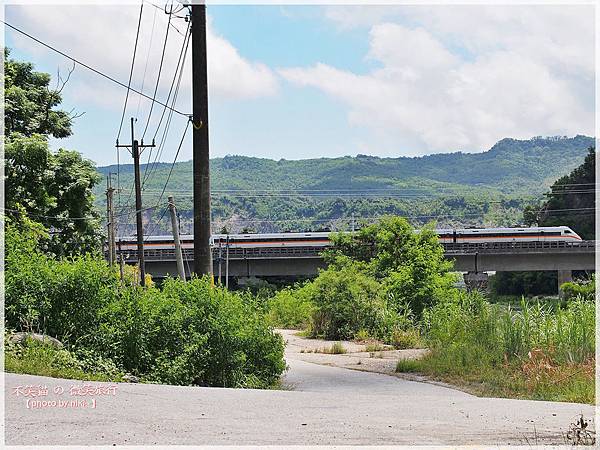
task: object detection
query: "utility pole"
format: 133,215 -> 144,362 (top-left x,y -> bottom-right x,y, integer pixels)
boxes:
116,118 -> 155,287
225,234 -> 229,289
168,195 -> 186,281
191,3 -> 212,277
106,174 -> 116,265
217,241 -> 222,285
118,239 -> 125,285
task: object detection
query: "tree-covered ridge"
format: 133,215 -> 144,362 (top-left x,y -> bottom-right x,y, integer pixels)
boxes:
100,135 -> 593,196
96,135 -> 593,235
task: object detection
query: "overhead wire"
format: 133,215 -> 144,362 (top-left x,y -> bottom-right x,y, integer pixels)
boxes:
120,22 -> 190,228
1,20 -> 190,118
115,2 -> 144,237
134,4 -> 158,120
141,3 -> 173,141
144,119 -> 192,238
116,2 -> 144,142
141,20 -> 191,189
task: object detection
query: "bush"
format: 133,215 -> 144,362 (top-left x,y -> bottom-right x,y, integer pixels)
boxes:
390,329 -> 423,349
266,285 -> 315,329
560,276 -> 595,302
5,223 -> 287,388
307,262 -> 399,341
88,277 -> 287,388
326,217 -> 455,317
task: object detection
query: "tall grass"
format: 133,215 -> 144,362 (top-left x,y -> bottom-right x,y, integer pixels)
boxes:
409,291 -> 595,403
499,297 -> 594,364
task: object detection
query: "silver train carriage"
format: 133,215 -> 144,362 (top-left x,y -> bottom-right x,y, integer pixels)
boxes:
116,226 -> 581,251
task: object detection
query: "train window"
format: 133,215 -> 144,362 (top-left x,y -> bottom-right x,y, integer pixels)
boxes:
564,230 -> 571,234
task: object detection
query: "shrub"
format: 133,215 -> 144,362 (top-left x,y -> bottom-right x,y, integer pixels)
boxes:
5,224 -> 287,388
5,243 -> 118,344
354,329 -> 371,342
307,262 -> 399,341
390,329 -> 423,349
266,285 -> 315,329
95,277 -> 287,388
560,276 -> 595,302
319,342 -> 347,354
326,217 -> 456,317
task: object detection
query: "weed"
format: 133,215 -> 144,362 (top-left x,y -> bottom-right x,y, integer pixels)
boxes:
390,329 -> 422,349
364,342 -> 385,352
319,342 -> 347,354
396,359 -> 420,373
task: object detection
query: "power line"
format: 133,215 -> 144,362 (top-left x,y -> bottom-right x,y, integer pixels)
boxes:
2,20 -> 189,118
135,4 -> 158,120
116,2 -> 144,235
116,2 -> 144,142
125,207 -> 597,232
2,206 -> 156,222
142,22 -> 191,189
144,120 -> 192,238
141,5 -> 173,140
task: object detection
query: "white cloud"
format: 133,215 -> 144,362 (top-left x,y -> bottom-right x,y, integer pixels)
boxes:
283,5 -> 595,154
6,4 -> 279,114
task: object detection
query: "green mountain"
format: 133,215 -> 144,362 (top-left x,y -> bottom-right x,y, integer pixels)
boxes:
95,135 -> 594,236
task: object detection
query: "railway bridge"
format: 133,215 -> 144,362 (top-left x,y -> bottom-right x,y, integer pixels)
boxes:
117,240 -> 595,291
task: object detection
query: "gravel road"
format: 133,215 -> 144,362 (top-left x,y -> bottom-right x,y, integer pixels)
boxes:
4,331 -> 594,446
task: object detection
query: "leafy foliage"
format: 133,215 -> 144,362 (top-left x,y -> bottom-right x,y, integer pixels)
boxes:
4,52 -> 101,256
4,48 -> 75,138
327,217 -> 455,316
266,285 -> 315,329
5,223 -> 286,388
307,262 -> 399,340
5,133 -> 102,255
560,276 -> 596,302
525,147 -> 595,239
267,216 -> 452,341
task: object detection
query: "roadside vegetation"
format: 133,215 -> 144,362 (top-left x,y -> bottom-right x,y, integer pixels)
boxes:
5,214 -> 286,388
3,52 -> 286,389
265,216 -> 595,404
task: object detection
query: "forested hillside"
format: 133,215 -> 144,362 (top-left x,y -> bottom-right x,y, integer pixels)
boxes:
95,135 -> 594,235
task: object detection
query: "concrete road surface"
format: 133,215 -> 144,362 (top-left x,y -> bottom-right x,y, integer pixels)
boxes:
5,352 -> 594,446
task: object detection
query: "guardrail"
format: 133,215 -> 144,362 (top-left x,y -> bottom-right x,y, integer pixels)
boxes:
115,240 -> 595,262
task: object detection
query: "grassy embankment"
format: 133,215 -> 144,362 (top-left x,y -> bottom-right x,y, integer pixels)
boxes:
397,297 -> 595,404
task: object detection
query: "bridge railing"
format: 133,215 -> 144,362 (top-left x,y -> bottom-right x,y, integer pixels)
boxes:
443,240 -> 595,253
115,240 -> 595,262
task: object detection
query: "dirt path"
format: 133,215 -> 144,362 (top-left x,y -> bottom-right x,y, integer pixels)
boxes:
279,328 -> 428,377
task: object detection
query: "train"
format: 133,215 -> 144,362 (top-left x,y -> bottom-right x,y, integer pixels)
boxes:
116,226 -> 582,251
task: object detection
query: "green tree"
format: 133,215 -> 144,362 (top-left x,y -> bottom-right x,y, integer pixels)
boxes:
5,133 -> 102,255
525,147 -> 595,239
4,48 -> 75,138
4,51 -> 101,256
326,216 -> 455,316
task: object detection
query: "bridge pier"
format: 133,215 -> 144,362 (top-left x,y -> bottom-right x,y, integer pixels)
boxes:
557,270 -> 573,299
463,272 -> 489,291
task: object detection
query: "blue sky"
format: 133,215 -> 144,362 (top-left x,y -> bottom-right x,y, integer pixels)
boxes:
5,4 -> 595,167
